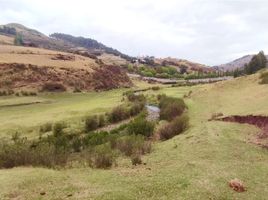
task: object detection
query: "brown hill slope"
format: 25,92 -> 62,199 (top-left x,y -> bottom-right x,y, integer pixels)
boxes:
0,45 -> 132,92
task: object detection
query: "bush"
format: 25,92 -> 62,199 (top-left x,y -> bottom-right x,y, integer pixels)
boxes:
39,122 -> 53,133
260,71 -> 268,84
131,153 -> 142,165
73,87 -> 82,93
159,96 -> 187,121
85,116 -> 99,132
129,102 -> 145,116
41,82 -> 66,92
151,86 -> 160,91
53,122 -> 66,137
127,117 -> 155,137
98,115 -> 106,127
83,131 -> 110,147
108,106 -> 130,123
87,144 -> 116,169
114,135 -> 151,156
0,138 -> 68,168
125,92 -> 146,103
158,114 -> 189,140
0,91 -> 7,96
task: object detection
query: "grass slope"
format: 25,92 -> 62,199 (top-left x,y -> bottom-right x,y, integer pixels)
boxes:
0,90 -> 126,138
0,73 -> 268,199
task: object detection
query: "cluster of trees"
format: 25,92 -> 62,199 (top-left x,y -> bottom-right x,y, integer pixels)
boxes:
0,26 -> 16,35
233,51 -> 267,77
185,71 -> 227,80
126,64 -> 183,78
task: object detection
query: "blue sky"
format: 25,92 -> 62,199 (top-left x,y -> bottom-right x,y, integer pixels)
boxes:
1,0 -> 268,65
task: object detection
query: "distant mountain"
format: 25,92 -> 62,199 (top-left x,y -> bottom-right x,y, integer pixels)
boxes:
50,33 -> 135,62
214,54 -> 268,71
0,23 -> 134,61
0,23 -> 214,74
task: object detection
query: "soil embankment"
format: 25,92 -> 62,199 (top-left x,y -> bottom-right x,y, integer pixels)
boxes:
217,115 -> 268,148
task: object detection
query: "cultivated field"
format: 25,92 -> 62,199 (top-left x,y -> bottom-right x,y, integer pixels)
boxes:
0,72 -> 267,199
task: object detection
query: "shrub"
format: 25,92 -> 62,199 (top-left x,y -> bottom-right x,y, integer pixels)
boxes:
127,117 -> 155,137
158,114 -> 189,140
83,131 -> 110,147
260,71 -> 268,84
87,144 -> 116,169
114,135 -> 151,156
126,93 -> 146,102
151,86 -> 160,91
73,87 -> 82,93
53,122 -> 66,137
108,106 -> 130,123
98,115 -> 106,127
39,122 -> 53,133
41,82 -> 66,92
72,137 -> 82,152
159,96 -> 187,121
131,153 -> 142,165
0,91 -> 7,96
129,102 -> 145,116
0,138 -> 68,168
85,116 -> 99,132
21,91 -> 29,96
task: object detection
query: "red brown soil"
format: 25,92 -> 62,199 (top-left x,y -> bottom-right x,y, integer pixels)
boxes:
216,115 -> 268,148
0,63 -> 132,92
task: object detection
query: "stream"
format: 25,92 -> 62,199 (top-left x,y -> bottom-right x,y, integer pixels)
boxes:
146,104 -> 160,121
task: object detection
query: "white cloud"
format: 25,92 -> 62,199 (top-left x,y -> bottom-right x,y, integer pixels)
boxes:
0,0 -> 268,65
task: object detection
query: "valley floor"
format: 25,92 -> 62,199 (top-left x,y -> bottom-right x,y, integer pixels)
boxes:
0,74 -> 268,199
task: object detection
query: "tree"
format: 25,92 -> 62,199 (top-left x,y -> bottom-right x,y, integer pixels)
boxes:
245,51 -> 267,74
14,34 -> 23,46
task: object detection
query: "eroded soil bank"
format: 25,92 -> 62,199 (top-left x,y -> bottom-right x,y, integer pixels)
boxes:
216,115 -> 268,147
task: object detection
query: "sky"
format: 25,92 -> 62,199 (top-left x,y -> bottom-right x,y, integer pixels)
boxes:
0,0 -> 268,66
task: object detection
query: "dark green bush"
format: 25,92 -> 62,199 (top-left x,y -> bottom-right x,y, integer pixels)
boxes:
158,114 -> 189,140
85,115 -> 99,132
159,96 -> 187,121
108,106 -> 130,123
83,131 -> 110,147
127,117 -> 155,137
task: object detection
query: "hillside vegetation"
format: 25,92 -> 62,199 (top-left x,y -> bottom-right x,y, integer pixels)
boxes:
0,44 -> 132,92
0,71 -> 267,199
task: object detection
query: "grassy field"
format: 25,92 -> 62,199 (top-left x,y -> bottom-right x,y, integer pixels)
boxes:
0,89 -> 127,139
0,45 -> 97,70
0,73 -> 268,199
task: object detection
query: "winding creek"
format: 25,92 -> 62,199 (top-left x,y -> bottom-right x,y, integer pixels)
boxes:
146,104 -> 160,121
